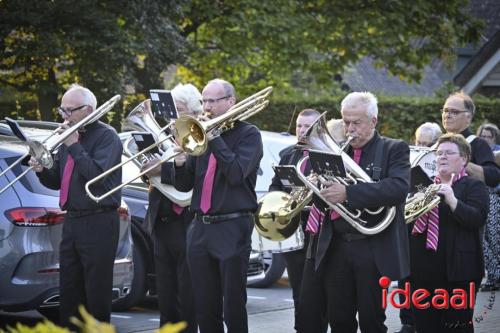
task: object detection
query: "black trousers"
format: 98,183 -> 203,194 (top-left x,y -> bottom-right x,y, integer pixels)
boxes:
59,210 -> 118,328
186,215 -> 253,333
323,238 -> 387,333
282,233 -> 309,330
153,216 -> 196,332
411,279 -> 479,333
296,234 -> 328,333
398,277 -> 414,326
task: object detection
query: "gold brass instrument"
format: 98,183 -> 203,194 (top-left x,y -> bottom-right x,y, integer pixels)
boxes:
173,86 -> 273,156
404,144 -> 439,223
0,95 -> 121,195
85,87 -> 273,203
255,160 -> 312,241
294,112 -> 396,235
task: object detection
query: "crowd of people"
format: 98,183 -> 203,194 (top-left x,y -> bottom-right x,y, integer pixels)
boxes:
26,81 -> 499,333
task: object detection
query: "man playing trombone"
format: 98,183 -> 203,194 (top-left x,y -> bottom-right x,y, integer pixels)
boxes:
29,84 -> 122,328
313,92 -> 410,333
164,79 -> 263,333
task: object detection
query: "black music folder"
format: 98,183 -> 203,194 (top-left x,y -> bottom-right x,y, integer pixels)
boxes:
410,165 -> 433,195
308,150 -> 346,178
132,132 -> 160,156
149,90 -> 178,121
5,117 -> 28,141
272,165 -> 305,187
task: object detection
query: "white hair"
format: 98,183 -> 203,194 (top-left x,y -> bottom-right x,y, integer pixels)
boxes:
66,84 -> 97,110
415,122 -> 442,144
171,83 -> 203,116
341,91 -> 378,118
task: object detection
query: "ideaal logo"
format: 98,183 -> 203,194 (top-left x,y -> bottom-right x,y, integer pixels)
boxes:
379,276 -> 475,310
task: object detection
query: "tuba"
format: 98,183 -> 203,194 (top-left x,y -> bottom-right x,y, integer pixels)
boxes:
294,113 -> 396,235
255,167 -> 312,241
121,99 -> 191,206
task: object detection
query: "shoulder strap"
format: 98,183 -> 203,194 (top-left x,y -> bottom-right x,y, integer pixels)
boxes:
372,139 -> 385,181
466,135 -> 477,144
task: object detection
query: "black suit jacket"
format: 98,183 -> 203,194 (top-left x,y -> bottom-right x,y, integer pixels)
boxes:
315,133 -> 411,280
410,176 -> 489,282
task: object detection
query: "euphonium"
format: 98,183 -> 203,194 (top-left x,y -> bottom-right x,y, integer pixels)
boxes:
255,162 -> 312,241
295,112 -> 396,235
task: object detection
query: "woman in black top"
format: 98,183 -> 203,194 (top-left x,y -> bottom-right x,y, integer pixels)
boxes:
410,133 -> 489,333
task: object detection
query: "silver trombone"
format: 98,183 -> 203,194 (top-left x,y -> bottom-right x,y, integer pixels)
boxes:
85,86 -> 273,203
0,95 -> 121,195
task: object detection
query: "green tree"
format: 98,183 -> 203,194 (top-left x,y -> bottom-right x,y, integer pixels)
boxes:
0,0 -> 187,120
179,0 -> 483,96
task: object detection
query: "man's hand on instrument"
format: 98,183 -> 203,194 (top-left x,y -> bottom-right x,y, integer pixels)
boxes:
141,158 -> 161,177
174,147 -> 187,167
320,182 -> 347,204
28,156 -> 44,172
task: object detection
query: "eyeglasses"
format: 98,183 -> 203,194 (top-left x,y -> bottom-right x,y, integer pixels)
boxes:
202,96 -> 230,105
441,108 -> 469,117
435,150 -> 460,157
58,104 -> 88,116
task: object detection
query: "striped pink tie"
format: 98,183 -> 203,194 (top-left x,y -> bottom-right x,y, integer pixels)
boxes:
300,150 -> 309,173
172,203 -> 184,215
305,203 -> 325,234
411,168 -> 467,251
200,153 -> 217,214
60,155 -> 75,208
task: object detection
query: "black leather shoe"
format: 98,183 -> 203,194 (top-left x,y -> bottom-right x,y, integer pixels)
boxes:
480,284 -> 499,291
394,324 -> 415,333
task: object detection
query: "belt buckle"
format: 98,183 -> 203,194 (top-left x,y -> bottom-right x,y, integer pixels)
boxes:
201,215 -> 212,224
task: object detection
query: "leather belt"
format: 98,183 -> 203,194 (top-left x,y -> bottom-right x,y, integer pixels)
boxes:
195,212 -> 253,224
334,232 -> 368,242
66,207 -> 116,218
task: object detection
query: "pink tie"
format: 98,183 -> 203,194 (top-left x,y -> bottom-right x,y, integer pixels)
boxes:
200,153 -> 217,214
300,150 -> 309,174
60,154 -> 75,208
411,168 -> 467,251
172,203 -> 184,215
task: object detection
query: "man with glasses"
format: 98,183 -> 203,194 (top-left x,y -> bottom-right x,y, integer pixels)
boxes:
441,91 -> 499,187
29,84 -> 122,328
312,92 -> 410,332
166,79 -> 263,333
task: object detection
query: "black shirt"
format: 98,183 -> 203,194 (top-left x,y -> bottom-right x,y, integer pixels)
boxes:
38,121 -> 122,210
460,128 -> 500,187
165,121 -> 263,215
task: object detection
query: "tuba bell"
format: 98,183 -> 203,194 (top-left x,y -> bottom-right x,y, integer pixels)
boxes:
294,112 -> 396,235
255,163 -> 312,241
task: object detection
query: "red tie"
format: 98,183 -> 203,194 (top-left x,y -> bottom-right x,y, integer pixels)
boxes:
300,150 -> 309,174
172,203 -> 184,215
60,154 -> 75,208
200,153 -> 217,214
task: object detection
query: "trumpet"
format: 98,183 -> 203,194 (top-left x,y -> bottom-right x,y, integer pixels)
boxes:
0,95 -> 121,195
85,87 -> 273,203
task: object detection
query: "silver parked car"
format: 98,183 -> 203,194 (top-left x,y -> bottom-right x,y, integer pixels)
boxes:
0,122 -> 134,320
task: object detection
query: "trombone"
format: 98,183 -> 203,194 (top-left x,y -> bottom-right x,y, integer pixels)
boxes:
0,95 -> 121,195
85,86 -> 273,203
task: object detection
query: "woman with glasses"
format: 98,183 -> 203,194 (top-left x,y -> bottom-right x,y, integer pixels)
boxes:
409,133 -> 489,333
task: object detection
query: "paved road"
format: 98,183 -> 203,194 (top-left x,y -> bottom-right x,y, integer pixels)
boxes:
1,281 -> 498,333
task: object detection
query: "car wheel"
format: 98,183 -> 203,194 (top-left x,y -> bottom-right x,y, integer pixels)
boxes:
248,252 -> 286,288
38,307 -> 60,323
112,245 -> 147,311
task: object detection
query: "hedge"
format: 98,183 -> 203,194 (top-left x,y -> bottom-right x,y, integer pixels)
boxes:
2,95 -> 499,144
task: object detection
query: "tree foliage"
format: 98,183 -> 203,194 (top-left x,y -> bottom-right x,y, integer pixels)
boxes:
179,0 -> 483,96
0,0 -> 187,120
